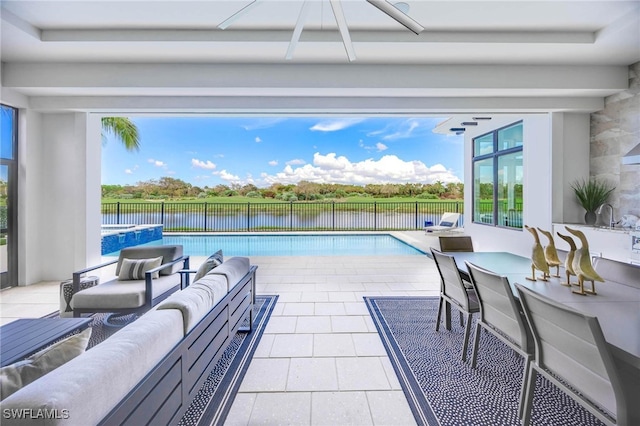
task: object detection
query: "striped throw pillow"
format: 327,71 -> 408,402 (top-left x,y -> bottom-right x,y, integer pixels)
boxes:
118,257 -> 163,281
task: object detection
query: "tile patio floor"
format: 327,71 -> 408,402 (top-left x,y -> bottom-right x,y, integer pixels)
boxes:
0,231 -> 446,425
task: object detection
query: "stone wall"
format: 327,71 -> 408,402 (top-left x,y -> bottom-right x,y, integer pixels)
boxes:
590,61 -> 640,221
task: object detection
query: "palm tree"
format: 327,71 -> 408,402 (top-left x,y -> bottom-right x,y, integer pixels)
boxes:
101,117 -> 140,151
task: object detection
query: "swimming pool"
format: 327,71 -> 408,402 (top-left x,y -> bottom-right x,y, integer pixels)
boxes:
107,234 -> 425,257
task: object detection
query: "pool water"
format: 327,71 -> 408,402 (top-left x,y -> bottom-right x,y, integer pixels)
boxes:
111,234 -> 425,257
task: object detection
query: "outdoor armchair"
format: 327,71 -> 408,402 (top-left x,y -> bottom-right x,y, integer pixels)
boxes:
71,245 -> 189,323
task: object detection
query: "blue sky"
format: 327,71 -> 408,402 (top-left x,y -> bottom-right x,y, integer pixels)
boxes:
102,116 -> 463,188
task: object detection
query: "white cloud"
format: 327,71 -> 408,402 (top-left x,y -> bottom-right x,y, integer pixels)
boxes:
310,118 -> 365,132
382,119 -> 420,141
215,170 -> 242,184
255,137 -> 262,143
124,165 -> 139,175
268,160 -> 278,166
241,118 -> 287,130
259,152 -> 461,186
286,159 -> 306,166
148,158 -> 166,168
191,158 -> 217,170
359,141 -> 388,152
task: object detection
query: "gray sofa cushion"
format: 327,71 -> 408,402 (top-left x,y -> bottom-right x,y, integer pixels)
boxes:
116,245 -> 183,277
71,275 -> 179,309
156,275 -> 227,333
0,309 -> 184,426
206,257 -> 250,291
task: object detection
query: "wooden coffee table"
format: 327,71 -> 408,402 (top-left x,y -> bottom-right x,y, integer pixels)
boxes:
0,317 -> 92,367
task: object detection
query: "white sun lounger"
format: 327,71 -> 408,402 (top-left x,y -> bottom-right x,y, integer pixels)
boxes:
424,212 -> 461,233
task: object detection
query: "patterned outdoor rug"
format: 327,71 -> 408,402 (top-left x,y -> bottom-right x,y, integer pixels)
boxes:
364,296 -> 606,426
180,295 -> 277,426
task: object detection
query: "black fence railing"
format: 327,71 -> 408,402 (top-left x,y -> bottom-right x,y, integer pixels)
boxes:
102,201 -> 465,232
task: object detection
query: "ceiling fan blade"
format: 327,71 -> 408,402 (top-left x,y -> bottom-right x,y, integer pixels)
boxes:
330,0 -> 356,62
218,0 -> 261,30
366,0 -> 424,35
286,1 -> 312,60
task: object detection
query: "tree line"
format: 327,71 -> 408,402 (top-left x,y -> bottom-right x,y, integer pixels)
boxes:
102,177 -> 464,201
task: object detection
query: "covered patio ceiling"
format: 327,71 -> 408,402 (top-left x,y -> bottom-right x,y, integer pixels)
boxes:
1,0 -> 639,113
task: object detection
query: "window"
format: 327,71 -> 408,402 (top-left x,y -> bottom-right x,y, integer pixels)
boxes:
472,121 -> 523,229
1,104 -> 18,288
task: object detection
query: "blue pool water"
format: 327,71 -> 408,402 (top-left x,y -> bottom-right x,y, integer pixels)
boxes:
108,234 -> 425,257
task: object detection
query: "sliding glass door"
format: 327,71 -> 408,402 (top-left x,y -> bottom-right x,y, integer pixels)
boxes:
1,104 -> 18,288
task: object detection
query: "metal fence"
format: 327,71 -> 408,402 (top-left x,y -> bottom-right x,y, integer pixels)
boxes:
102,201 -> 465,232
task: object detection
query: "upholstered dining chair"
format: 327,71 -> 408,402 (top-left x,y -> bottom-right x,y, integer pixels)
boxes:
430,248 -> 480,362
516,284 -> 634,426
466,262 -> 533,419
593,257 -> 640,288
439,236 -> 474,252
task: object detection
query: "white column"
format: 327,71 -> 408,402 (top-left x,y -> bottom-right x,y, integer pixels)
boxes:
21,112 -> 101,283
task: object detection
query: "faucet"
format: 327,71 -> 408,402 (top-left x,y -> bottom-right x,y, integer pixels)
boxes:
596,203 -> 615,228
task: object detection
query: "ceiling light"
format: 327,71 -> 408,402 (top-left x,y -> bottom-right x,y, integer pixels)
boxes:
461,122 -> 478,126
366,0 -> 424,35
450,128 -> 466,132
472,116 -> 492,120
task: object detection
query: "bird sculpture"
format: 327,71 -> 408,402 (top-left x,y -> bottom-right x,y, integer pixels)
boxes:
537,228 -> 562,278
565,227 -> 604,295
524,225 -> 549,281
556,232 -> 577,287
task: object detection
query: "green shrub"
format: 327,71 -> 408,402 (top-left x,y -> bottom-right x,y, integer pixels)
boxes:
417,192 -> 439,200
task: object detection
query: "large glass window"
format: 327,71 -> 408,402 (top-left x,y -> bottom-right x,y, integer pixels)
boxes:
472,121 -> 523,230
1,104 -> 18,288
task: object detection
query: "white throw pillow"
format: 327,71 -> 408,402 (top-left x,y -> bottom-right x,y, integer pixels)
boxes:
118,256 -> 163,280
0,327 -> 92,400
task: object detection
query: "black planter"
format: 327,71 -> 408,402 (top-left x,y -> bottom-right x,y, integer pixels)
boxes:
584,210 -> 597,225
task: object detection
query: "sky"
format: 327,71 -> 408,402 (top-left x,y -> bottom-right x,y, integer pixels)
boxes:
101,116 -> 464,188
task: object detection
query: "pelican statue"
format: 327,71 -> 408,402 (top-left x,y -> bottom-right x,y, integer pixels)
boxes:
537,228 -> 562,278
525,225 -> 549,281
566,227 -> 604,295
556,232 -> 577,286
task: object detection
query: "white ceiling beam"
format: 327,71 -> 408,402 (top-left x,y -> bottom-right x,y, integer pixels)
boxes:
3,63 -> 627,93
26,95 -> 607,114
39,29 -> 596,44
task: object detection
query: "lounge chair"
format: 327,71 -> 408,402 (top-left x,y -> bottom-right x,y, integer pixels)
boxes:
424,212 -> 461,233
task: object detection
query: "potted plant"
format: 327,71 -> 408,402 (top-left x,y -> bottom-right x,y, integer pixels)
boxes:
570,178 -> 615,225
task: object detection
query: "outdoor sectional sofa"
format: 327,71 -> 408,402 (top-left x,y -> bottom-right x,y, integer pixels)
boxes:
0,254 -> 257,425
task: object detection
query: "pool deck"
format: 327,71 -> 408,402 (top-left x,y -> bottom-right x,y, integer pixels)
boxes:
0,230 -> 455,425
